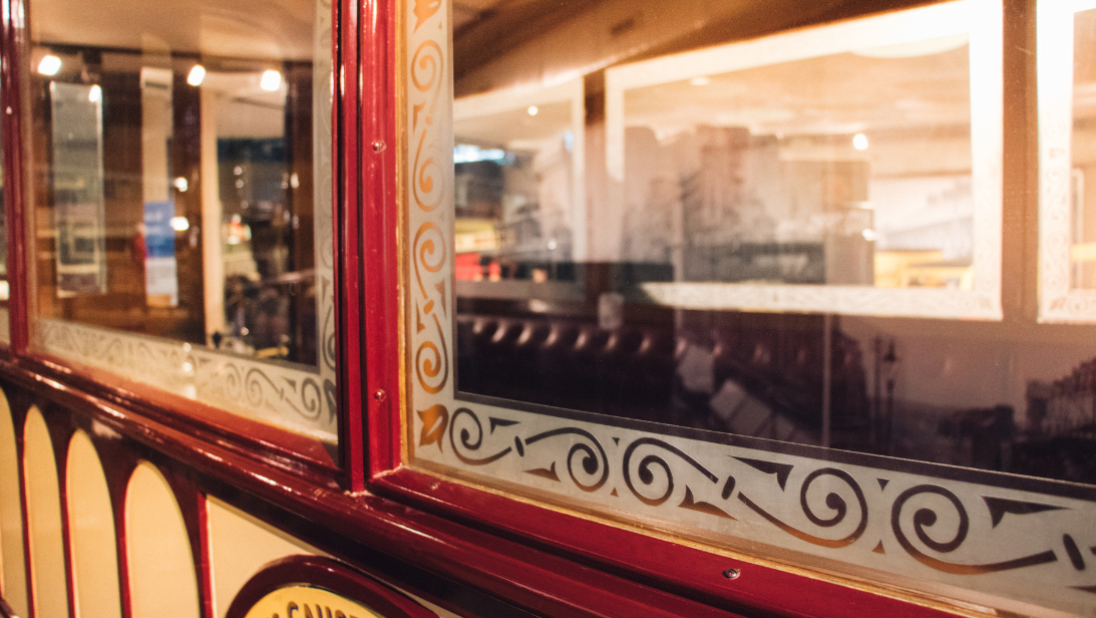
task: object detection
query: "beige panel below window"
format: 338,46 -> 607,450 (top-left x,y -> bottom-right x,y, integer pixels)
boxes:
23,407 -> 70,618
207,498 -> 317,618
67,431 -> 121,618
125,462 -> 199,618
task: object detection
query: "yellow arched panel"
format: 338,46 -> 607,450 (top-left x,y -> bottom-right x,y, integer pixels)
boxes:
125,462 -> 199,618
0,390 -> 27,617
67,431 -> 121,618
24,407 -> 70,618
125,464 -> 200,618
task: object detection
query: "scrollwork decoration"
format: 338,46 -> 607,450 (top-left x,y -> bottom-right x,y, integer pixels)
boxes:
525,428 -> 609,492
449,408 -> 513,465
299,378 -> 323,421
410,40 -> 445,213
622,437 -> 719,506
738,467 -> 867,549
415,313 -> 449,395
891,485 -> 1058,574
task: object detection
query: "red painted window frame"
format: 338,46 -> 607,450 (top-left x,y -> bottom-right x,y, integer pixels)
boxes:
0,0 -> 1032,614
0,0 -> 365,480
356,1 -> 1010,617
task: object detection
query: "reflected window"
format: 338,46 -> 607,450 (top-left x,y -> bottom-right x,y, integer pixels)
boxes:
1072,6 -> 1096,287
27,0 -> 336,440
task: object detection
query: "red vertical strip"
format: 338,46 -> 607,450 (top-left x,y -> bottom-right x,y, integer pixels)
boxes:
2,0 -> 29,355
48,418 -> 78,618
194,492 -> 214,618
113,485 -> 133,618
361,0 -> 400,477
160,470 -> 214,618
337,0 -> 366,491
13,405 -> 35,618
95,440 -> 138,618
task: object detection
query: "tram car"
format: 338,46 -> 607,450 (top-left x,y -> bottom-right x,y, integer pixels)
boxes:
0,0 -> 1093,616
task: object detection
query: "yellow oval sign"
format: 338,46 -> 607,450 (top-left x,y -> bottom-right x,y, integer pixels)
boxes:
242,585 -> 386,618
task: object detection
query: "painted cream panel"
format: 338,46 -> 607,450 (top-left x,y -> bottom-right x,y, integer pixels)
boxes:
126,462 -> 199,618
23,407 -> 70,618
67,432 -> 121,618
0,390 -> 27,617
207,498 -> 318,618
208,499 -> 467,618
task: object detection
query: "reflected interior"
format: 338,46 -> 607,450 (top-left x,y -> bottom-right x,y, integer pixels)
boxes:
452,0 -> 1096,485
29,0 -> 325,364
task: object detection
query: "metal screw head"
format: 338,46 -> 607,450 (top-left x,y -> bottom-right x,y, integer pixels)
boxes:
371,140 -> 386,153
722,568 -> 741,580
373,390 -> 386,402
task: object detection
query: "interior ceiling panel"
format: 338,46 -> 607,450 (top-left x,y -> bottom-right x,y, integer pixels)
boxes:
453,0 -> 596,80
31,0 -> 315,60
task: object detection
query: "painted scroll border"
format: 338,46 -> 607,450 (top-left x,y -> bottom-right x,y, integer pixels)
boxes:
35,318 -> 337,441
606,0 -> 1003,321
1037,0 -> 1096,323
403,0 -> 1096,616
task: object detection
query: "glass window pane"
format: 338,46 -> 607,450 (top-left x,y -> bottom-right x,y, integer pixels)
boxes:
26,0 -> 336,441
407,0 -> 1096,615
1072,7 -> 1096,288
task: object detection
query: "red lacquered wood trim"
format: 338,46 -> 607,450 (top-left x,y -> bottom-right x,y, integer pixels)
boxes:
159,470 -> 215,618
372,469 -> 961,618
0,361 -> 747,618
336,0 -> 366,492
0,0 -> 340,479
355,1 -> 960,617
2,0 -> 29,355
96,439 -> 137,618
225,556 -> 437,618
42,407 -> 79,618
2,0 -> 344,484
360,0 -> 400,477
17,352 -> 337,473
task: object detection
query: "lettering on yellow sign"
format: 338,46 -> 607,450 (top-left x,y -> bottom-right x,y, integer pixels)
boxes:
279,600 -> 360,618
241,585 -> 385,618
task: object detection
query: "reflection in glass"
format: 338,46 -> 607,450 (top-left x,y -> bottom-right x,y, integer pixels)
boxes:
27,0 -> 336,438
617,40 -> 972,290
1072,7 -> 1096,288
453,80 -> 583,290
447,0 -> 1096,488
50,82 -> 108,297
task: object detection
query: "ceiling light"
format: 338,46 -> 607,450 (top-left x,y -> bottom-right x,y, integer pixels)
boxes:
173,177 -> 189,192
37,55 -> 61,76
187,65 -> 206,87
689,76 -> 711,86
853,133 -> 869,150
527,105 -> 538,116
87,85 -> 101,103
170,216 -> 190,232
260,70 -> 282,92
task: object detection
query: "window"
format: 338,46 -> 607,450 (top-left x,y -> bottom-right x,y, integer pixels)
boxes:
1039,0 -> 1096,321
402,0 -> 1096,615
24,0 -> 337,441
